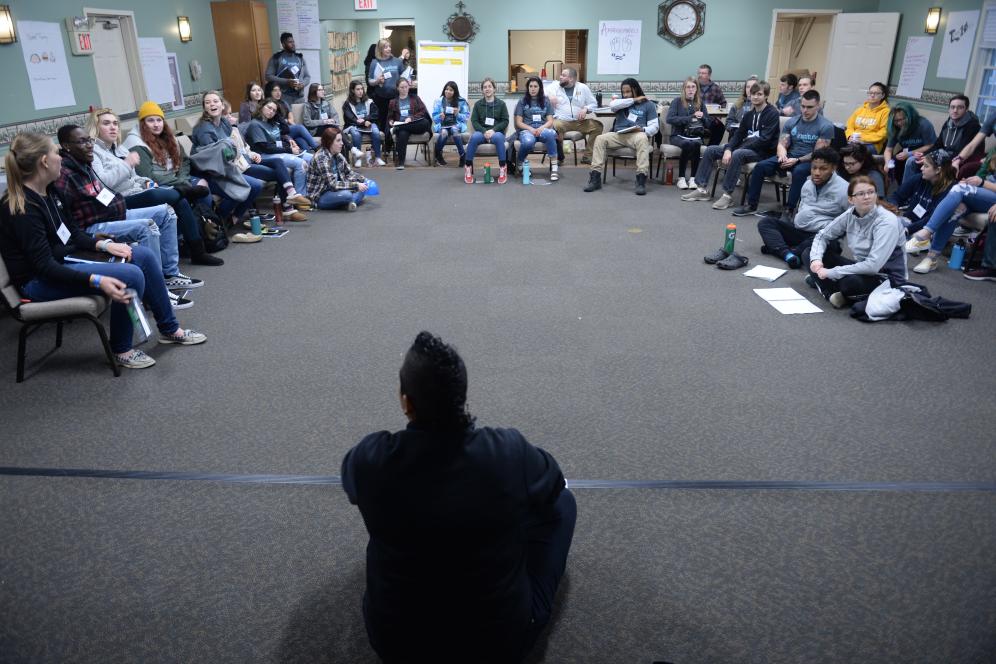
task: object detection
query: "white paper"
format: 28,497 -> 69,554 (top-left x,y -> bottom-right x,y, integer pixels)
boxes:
743,265 -> 788,282
598,21 -> 641,75
754,288 -> 822,314
19,21 -> 76,110
276,0 -> 320,50
138,38 -> 174,105
302,50 -> 321,86
896,36 -> 933,99
768,299 -> 823,315
276,0 -> 298,42
937,10 -> 980,79
166,53 -> 185,110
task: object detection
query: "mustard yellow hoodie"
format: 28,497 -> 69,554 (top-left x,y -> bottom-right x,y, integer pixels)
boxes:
845,101 -> 890,153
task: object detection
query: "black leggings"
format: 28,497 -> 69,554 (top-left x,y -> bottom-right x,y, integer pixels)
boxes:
392,117 -> 431,165
803,244 -> 887,303
670,136 -> 702,177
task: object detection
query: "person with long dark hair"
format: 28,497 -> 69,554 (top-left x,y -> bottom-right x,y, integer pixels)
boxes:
342,79 -> 385,167
431,80 -> 470,167
386,77 -> 430,170
263,81 -> 318,150
239,81 -> 265,124
0,132 -> 206,370
513,76 -> 559,180
845,82 -> 890,154
342,331 -> 575,664
838,144 -> 885,196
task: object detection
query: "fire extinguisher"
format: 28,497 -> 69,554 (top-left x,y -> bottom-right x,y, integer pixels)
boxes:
540,68 -> 547,79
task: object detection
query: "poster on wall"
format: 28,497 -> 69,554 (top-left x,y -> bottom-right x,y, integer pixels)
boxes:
138,38 -> 174,106
937,10 -> 979,79
302,50 -> 322,86
896,36 -> 932,99
276,0 -> 320,50
597,20 -> 641,75
166,53 -> 185,110
18,21 -> 76,110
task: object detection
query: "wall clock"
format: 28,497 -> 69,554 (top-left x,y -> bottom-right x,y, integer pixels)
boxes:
658,0 -> 705,48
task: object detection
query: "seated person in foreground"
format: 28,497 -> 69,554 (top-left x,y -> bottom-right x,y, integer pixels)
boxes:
886,149 -> 956,275
682,80 -> 780,209
732,90 -> 833,219
844,82 -> 890,154
756,147 -> 848,268
302,83 -> 360,162
666,77 -> 708,189
513,76 -> 560,181
465,76 -> 510,184
342,79 -> 385,167
386,77 -> 431,170
583,77 -> 659,196
305,127 -> 368,211
342,331 -> 576,664
805,175 -> 907,309
431,80 -> 471,167
0,132 -> 206,370
550,66 -> 603,164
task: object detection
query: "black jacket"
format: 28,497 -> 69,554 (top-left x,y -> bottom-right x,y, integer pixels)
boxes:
342,423 -> 565,661
0,186 -> 99,288
728,103 -> 780,156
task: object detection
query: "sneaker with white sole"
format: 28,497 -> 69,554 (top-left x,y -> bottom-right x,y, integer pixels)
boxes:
347,201 -> 358,212
168,290 -> 193,310
676,176 -> 689,189
905,235 -> 931,254
375,158 -> 387,167
115,348 -> 156,369
712,193 -> 734,210
912,256 -> 939,274
681,188 -> 711,201
829,292 -> 848,309
159,328 -> 207,345
550,164 -> 560,181
163,272 -> 203,290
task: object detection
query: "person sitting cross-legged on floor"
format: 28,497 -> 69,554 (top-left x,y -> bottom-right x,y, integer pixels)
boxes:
0,132 -> 206,370
756,147 -> 848,269
305,127 -> 368,211
804,175 -> 908,309
583,77 -> 659,196
341,331 -> 576,664
732,89 -> 834,219
681,80 -> 780,210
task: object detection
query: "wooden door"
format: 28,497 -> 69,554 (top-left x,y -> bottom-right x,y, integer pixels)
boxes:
211,1 -> 272,107
565,30 -> 587,81
821,12 -> 899,124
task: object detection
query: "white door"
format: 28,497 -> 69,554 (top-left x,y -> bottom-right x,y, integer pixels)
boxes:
768,20 -> 794,81
821,12 -> 900,125
90,18 -> 137,114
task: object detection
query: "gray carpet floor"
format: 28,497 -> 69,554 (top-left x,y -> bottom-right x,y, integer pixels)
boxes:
1,164 -> 995,663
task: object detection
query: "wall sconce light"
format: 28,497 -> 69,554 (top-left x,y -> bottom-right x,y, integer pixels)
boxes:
0,5 -> 17,44
925,7 -> 941,35
177,16 -> 192,42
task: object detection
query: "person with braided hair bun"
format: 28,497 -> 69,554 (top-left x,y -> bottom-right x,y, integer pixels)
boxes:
342,331 -> 576,664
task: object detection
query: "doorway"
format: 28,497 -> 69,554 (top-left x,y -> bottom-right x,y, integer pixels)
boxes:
765,11 -> 839,88
507,29 -> 588,87
85,10 -> 145,115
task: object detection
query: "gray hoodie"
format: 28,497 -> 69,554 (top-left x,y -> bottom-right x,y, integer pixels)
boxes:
794,173 -> 849,233
811,204 -> 907,281
91,138 -> 153,197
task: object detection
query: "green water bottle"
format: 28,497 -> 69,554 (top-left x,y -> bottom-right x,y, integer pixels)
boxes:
724,223 -> 737,253
484,162 -> 493,184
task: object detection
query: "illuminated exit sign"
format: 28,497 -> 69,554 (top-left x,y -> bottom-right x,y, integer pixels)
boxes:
355,0 -> 377,9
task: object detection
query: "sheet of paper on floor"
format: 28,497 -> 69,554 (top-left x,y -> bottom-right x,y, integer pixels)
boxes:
754,287 -> 822,314
743,265 -> 787,282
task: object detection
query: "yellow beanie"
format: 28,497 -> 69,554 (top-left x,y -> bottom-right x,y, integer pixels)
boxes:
138,101 -> 164,121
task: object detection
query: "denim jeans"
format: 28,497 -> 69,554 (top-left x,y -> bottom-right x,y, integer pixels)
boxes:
85,214 -> 163,274
316,189 -> 365,209
125,187 -> 201,244
746,156 -> 811,209
694,145 -> 762,193
287,123 -> 318,150
208,175 -> 262,221
346,127 -> 382,159
435,126 -> 465,157
20,246 -> 177,353
466,131 -> 507,163
516,128 -> 557,163
924,183 -> 996,252
269,154 -> 309,193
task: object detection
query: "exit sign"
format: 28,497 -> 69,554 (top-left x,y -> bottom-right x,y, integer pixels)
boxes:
355,0 -> 377,9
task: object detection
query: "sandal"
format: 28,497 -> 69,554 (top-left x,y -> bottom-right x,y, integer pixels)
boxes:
715,252 -> 749,270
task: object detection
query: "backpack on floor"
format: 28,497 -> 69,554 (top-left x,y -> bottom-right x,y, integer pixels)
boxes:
963,227 -> 988,272
195,204 -> 229,253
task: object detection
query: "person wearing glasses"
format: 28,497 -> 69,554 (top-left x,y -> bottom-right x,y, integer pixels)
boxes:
845,82 -> 890,154
732,89 -> 834,220
805,175 -> 907,309
904,95 -> 983,183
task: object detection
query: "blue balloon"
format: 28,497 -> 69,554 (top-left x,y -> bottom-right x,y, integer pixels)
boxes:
365,179 -> 380,196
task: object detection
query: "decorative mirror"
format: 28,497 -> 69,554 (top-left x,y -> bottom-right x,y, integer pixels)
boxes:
443,1 -> 479,42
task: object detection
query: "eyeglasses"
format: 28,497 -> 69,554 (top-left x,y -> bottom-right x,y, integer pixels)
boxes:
851,189 -> 877,198
867,90 -> 884,97
842,160 -> 860,167
68,137 -> 94,146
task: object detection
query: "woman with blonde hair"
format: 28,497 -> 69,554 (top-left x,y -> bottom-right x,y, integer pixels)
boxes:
0,132 -> 206,369
666,77 -> 708,188
368,38 -> 407,153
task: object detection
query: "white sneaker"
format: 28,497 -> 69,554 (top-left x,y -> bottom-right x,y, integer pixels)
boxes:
355,158 -> 363,167
375,158 -> 387,167
676,176 -> 689,189
550,164 -> 559,182
912,256 -> 939,274
350,146 -> 363,159
681,187 -> 711,202
712,193 -> 734,210
829,292 -> 848,309
905,235 -> 931,254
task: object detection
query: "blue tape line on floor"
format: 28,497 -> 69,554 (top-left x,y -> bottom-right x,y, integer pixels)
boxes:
1,467 -> 994,492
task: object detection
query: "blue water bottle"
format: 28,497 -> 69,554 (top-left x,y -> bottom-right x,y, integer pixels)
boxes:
948,240 -> 967,270
522,159 -> 531,185
250,215 -> 262,235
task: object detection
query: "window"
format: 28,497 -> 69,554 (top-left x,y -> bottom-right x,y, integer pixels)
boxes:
969,3 -> 996,126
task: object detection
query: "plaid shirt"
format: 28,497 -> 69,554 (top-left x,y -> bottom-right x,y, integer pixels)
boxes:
699,81 -> 727,107
53,152 -> 127,228
306,148 -> 366,201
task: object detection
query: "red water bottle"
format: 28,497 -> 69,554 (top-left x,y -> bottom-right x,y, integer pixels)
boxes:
272,195 -> 283,226
665,163 -> 674,185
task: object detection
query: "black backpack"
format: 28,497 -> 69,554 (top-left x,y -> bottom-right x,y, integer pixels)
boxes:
195,204 -> 229,253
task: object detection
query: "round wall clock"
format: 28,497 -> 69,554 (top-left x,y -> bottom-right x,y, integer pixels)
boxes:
658,0 -> 706,48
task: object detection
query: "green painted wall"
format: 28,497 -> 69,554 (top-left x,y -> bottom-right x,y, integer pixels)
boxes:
274,0 -> 881,83
0,0 -> 222,123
